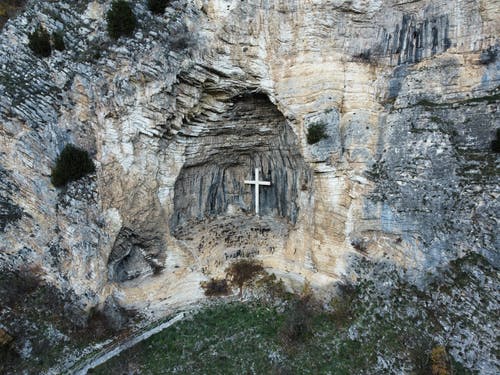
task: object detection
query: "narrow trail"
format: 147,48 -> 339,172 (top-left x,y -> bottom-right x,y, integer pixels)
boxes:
69,312 -> 186,375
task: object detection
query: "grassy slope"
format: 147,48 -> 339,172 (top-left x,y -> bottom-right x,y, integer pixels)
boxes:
94,254 -> 496,374
92,300 -> 430,374
0,268 -> 125,374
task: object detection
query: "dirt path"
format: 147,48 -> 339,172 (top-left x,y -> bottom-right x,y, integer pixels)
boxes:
69,312 -> 186,374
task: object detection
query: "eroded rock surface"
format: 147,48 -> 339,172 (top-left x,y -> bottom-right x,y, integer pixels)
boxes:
171,93 -> 311,229
0,0 -> 498,371
108,227 -> 164,282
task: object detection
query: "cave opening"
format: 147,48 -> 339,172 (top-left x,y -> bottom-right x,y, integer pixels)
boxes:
170,93 -> 311,237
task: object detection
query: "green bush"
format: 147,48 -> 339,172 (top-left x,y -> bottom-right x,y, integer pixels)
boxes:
491,128 -> 500,153
106,0 -> 137,39
306,122 -> 327,144
147,0 -> 170,15
28,24 -> 51,57
52,31 -> 65,51
51,144 -> 95,187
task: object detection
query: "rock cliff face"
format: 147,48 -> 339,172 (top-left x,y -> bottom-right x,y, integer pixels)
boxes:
0,0 -> 498,371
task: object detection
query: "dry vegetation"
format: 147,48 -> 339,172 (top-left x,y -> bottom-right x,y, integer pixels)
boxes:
225,258 -> 264,296
0,265 -> 134,374
0,0 -> 26,29
94,254 -> 494,374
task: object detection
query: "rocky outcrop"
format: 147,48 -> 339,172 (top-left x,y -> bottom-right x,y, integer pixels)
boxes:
367,91 -> 499,268
0,167 -> 23,232
108,227 -> 164,282
0,0 -> 498,371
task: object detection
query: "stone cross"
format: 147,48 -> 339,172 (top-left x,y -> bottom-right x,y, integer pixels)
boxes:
244,168 -> 271,216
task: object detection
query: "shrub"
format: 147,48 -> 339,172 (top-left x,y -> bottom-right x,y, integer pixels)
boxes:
201,278 -> 230,297
81,41 -> 106,63
147,0 -> 170,15
51,144 -> 95,187
0,328 -> 13,347
16,265 -> 43,294
255,273 -> 288,300
410,340 -> 432,375
0,0 -> 26,29
225,258 -> 264,297
479,46 -> 497,65
0,265 -> 43,306
279,294 -> 315,347
86,307 -> 116,338
106,0 -> 137,39
28,24 -> 51,57
329,282 -> 357,327
306,122 -> 327,144
52,31 -> 65,51
353,49 -> 372,63
351,238 -> 368,254
169,23 -> 191,51
491,128 -> 500,153
430,346 -> 451,375
170,34 -> 190,51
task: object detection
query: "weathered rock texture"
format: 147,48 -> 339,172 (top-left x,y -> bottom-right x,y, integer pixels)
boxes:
0,0 -> 498,372
171,93 -> 311,229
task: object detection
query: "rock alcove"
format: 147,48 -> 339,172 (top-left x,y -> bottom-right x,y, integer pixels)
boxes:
170,94 -> 312,262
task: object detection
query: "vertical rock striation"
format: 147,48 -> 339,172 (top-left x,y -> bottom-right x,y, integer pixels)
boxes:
0,0 -> 498,371
171,93 -> 311,230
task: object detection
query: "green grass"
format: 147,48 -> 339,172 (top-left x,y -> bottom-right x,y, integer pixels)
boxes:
92,253 -> 497,374
93,297 -> 424,374
93,302 -> 286,374
91,293 -> 435,373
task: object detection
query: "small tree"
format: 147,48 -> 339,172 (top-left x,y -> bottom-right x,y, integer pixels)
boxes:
147,0 -> 170,15
28,24 -> 51,57
200,278 -> 230,297
52,31 -> 65,51
306,122 -> 328,144
51,144 -> 95,187
86,307 -> 116,338
225,258 -> 264,297
106,0 -> 137,40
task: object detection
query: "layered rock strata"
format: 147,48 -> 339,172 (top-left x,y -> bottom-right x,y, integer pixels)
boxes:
0,0 -> 498,370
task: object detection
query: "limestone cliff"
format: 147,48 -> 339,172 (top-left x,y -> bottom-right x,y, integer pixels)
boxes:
0,0 -> 498,372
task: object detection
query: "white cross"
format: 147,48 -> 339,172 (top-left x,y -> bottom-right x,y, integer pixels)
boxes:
244,168 -> 271,216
